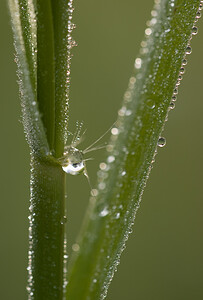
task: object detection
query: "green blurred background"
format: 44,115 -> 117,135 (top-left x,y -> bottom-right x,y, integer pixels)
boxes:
1,0 -> 203,299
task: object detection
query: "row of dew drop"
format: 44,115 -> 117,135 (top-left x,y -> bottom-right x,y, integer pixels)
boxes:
136,0 -> 203,149
161,0 -> 203,146
91,0 -> 203,201
67,0 -> 77,87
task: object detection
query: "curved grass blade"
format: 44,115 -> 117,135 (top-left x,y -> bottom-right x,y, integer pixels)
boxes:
8,0 -> 49,156
66,1 -> 202,299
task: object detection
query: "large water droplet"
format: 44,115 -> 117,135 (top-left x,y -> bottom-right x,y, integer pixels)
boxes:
157,137 -> 166,147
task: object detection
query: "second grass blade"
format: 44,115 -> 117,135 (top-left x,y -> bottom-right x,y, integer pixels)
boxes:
66,1 -> 202,299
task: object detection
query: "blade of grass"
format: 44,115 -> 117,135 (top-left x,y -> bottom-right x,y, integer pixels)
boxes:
66,1 -> 202,299
8,0 -> 49,156
8,1 -> 74,299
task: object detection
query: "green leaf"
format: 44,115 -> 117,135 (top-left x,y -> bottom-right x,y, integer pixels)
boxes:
66,1 -> 202,299
8,0 -> 73,158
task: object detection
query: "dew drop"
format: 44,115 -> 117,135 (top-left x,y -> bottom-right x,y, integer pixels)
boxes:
121,171 -> 126,176
173,88 -> 178,95
186,45 -> 192,55
169,102 -> 175,110
111,127 -> 119,135
165,28 -> 171,33
157,137 -> 166,147
60,216 -> 67,225
99,162 -> 107,170
151,10 -> 158,17
124,91 -> 131,101
98,182 -> 106,190
146,99 -> 155,109
106,144 -> 113,152
134,58 -> 142,69
176,79 -> 181,86
129,76 -> 136,84
114,212 -> 120,219
72,243 -> 80,252
64,254 -> 68,260
196,11 -> 201,19
171,95 -> 177,101
107,156 -> 115,163
118,106 -> 126,117
125,109 -> 132,116
179,67 -> 185,74
91,189 -> 98,197
192,26 -> 198,35
141,40 -> 147,48
99,207 -> 109,217
182,58 -> 187,65
145,28 -> 152,36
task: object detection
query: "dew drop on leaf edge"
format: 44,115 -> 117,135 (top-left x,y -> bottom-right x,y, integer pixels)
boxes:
157,137 -> 166,147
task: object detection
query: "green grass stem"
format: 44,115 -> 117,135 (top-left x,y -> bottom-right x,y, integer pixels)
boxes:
8,1 -> 74,299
